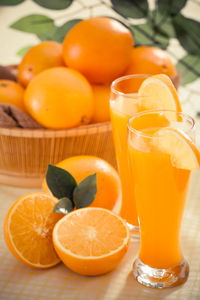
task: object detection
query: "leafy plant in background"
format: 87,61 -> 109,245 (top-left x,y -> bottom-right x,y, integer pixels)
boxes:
1,0 -> 200,85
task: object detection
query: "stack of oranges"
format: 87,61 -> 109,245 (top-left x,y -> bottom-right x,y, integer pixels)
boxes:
0,17 -> 177,130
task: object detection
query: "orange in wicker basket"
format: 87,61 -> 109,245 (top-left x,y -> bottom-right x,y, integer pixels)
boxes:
0,65 -> 117,188
0,66 -> 179,188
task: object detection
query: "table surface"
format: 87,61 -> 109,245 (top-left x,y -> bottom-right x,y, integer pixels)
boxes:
1,1 -> 200,299
0,172 -> 200,300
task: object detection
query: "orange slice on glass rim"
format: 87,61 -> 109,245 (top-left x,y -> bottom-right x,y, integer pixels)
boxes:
152,128 -> 200,170
53,207 -> 130,276
138,74 -> 182,113
4,192 -> 62,268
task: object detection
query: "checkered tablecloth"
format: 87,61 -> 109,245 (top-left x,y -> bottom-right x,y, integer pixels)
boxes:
0,0 -> 200,299
0,170 -> 200,300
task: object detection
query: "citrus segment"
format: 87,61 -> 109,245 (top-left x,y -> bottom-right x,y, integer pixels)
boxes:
152,128 -> 200,170
4,192 -> 62,268
138,74 -> 182,114
53,207 -> 130,275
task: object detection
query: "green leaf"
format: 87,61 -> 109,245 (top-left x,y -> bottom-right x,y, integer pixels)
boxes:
157,0 -> 187,16
39,19 -> 81,43
0,0 -> 24,5
53,19 -> 81,42
157,17 -> 176,39
33,0 -> 73,10
130,22 -> 169,49
176,54 -> 200,85
54,197 -> 74,214
73,174 -> 97,209
16,45 -> 33,57
111,0 -> 148,19
148,10 -> 176,38
36,26 -> 57,41
46,164 -> 77,200
10,14 -> 55,36
173,14 -> 200,54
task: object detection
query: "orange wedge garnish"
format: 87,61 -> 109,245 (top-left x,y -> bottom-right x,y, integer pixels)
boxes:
4,192 -> 62,268
53,207 -> 130,276
152,128 -> 200,170
138,74 -> 182,113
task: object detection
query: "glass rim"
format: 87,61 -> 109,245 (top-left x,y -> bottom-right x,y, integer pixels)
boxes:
127,109 -> 195,138
111,74 -> 150,99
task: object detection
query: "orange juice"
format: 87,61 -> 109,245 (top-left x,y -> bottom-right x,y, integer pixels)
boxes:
128,111 -> 193,269
110,74 -> 182,230
110,97 -> 139,227
129,139 -> 190,268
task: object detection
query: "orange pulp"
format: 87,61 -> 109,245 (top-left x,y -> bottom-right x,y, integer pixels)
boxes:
128,114 -> 191,268
110,97 -> 139,226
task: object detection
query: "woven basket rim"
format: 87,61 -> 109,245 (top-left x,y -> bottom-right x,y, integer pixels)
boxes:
0,121 -> 112,137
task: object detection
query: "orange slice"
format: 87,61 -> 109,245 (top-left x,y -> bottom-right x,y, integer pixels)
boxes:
53,207 -> 130,276
152,128 -> 200,170
4,192 -> 63,269
138,74 -> 182,113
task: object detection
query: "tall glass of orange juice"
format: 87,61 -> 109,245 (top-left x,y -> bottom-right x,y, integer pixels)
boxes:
110,75 -> 181,233
128,110 -> 199,288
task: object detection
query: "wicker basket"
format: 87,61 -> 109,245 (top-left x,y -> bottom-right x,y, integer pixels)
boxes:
0,122 -> 117,188
1,65 -> 179,188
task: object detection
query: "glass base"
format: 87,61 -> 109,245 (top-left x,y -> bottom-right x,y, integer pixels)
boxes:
126,222 -> 140,240
133,258 -> 189,288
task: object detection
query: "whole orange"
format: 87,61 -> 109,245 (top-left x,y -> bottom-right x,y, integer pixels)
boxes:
24,67 -> 94,129
91,84 -> 111,123
42,155 -> 121,211
62,17 -> 134,84
0,79 -> 25,111
18,41 -> 65,87
124,46 -> 177,76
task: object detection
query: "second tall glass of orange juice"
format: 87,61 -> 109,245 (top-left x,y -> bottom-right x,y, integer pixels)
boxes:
128,110 -> 200,288
110,74 -> 181,231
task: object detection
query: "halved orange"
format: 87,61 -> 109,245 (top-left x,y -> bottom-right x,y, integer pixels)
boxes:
152,128 -> 200,170
4,192 -> 63,269
53,207 -> 130,276
138,74 -> 182,113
